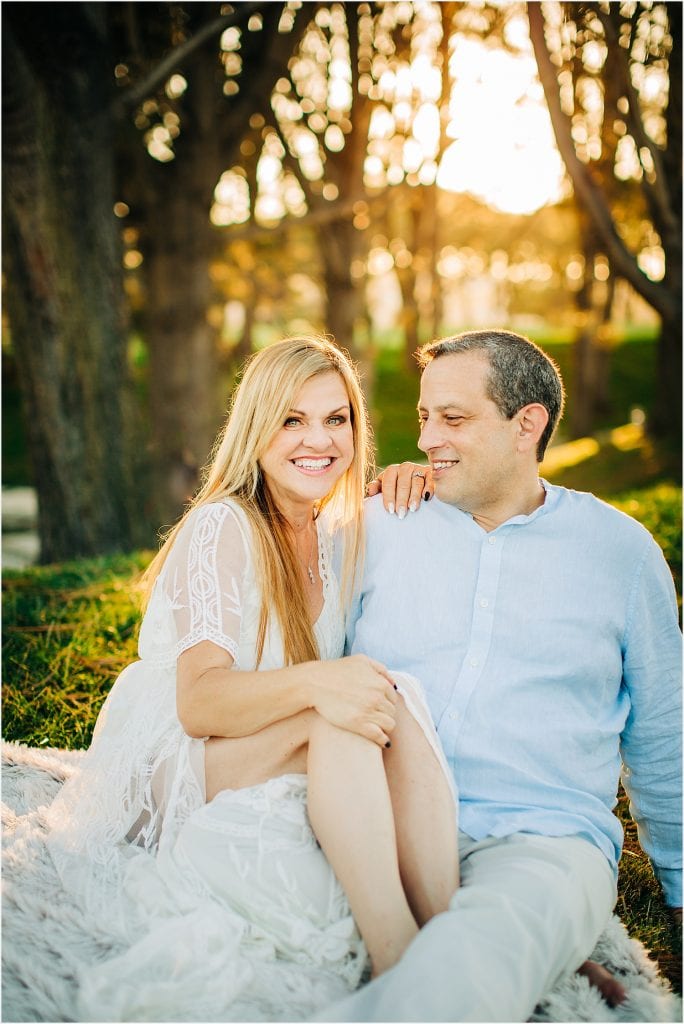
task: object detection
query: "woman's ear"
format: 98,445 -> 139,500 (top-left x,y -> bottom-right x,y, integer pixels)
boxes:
515,403 -> 549,454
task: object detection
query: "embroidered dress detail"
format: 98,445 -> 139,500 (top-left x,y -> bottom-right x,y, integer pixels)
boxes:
44,498 -> 453,1020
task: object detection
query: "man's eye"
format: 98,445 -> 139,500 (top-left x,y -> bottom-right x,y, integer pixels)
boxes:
446,416 -> 463,425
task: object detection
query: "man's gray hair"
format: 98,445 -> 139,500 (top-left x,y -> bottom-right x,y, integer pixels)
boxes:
417,330 -> 565,461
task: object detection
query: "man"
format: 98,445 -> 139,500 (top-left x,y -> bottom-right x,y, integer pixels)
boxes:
322,330 -> 682,1022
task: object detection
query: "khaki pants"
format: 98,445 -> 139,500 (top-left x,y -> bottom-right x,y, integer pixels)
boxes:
315,831 -> 617,1023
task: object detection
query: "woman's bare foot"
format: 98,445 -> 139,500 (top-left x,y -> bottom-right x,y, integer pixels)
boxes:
578,959 -> 627,1007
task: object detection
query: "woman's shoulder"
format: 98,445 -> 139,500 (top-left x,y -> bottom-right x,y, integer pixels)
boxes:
184,496 -> 251,536
163,498 -> 255,579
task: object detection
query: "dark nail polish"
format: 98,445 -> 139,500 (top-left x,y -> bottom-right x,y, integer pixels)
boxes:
385,741 -> 391,748
393,684 -> 398,691
423,490 -> 431,501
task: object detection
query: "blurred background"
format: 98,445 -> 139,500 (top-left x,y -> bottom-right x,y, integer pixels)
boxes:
3,0 -> 681,566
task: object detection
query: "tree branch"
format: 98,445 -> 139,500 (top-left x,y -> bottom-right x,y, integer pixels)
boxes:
594,3 -> 675,234
221,187 -> 387,243
527,1 -> 673,319
112,2 -> 266,118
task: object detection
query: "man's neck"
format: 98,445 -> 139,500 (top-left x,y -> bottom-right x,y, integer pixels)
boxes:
470,478 -> 546,533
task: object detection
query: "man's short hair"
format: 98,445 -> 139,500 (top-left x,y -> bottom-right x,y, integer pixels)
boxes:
417,330 -> 565,461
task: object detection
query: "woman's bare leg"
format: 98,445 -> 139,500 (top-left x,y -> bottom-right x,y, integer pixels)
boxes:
206,712 -> 418,974
383,696 -> 459,925
306,715 -> 418,976
204,711 -> 313,800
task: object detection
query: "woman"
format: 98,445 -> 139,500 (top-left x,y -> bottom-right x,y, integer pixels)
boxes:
46,336 -> 458,1021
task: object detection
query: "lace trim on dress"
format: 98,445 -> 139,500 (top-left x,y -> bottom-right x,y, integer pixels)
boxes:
175,627 -> 240,666
147,501 -> 251,667
313,516 -> 345,660
317,515 -> 331,597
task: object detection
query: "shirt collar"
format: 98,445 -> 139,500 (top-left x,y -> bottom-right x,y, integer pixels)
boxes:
500,477 -> 559,528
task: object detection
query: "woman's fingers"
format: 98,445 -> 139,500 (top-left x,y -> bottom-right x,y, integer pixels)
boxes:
364,464 -> 433,515
363,657 -> 398,695
392,463 -> 430,518
360,722 -> 395,748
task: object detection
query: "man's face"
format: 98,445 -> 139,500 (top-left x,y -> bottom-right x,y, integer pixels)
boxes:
417,352 -> 520,520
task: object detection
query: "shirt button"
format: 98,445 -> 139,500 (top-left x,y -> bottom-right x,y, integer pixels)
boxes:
479,598 -> 489,608
449,712 -> 458,721
469,657 -> 479,667
488,536 -> 496,544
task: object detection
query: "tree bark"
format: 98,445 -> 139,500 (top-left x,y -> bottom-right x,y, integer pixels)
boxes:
3,4 -> 135,561
528,1 -> 682,438
122,3 -> 310,527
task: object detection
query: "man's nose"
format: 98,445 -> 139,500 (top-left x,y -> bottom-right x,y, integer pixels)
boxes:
418,418 -> 439,453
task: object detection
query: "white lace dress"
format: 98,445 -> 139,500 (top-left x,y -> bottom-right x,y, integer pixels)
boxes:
45,500 -> 455,1022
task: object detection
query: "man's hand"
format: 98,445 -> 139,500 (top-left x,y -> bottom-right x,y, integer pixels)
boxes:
367,462 -> 433,517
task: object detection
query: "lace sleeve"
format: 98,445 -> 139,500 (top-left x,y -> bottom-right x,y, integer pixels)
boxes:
158,501 -> 251,667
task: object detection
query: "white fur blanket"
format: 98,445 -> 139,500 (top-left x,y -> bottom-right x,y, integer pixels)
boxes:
2,742 -> 681,1023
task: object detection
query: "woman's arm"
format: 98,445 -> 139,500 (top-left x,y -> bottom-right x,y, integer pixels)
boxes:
177,640 -> 398,748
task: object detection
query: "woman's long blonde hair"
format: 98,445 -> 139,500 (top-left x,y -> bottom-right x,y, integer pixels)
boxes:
142,336 -> 374,666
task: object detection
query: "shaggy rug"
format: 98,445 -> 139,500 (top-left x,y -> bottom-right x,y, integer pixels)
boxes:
2,741 -> 681,1023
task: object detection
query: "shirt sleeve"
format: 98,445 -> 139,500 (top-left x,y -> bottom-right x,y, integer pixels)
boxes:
161,501 -> 250,666
620,536 -> 683,906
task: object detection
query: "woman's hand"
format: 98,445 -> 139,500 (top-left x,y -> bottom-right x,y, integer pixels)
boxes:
367,462 -> 433,517
308,654 -> 398,748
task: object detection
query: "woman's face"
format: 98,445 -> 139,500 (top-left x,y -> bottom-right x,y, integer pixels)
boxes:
259,371 -> 354,511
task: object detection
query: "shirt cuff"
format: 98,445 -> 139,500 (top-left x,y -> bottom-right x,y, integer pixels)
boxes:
654,865 -> 682,907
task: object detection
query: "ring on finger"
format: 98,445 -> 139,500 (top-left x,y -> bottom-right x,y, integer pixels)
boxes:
411,471 -> 425,479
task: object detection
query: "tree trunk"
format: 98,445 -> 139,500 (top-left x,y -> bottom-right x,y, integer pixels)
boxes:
123,3 -> 309,527
3,5 -> 135,562
570,228 -> 615,438
144,186 -> 222,526
529,1 -> 682,441
651,276 -> 683,438
322,230 -> 366,351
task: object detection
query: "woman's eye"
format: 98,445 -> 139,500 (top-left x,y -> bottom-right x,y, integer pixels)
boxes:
284,417 -> 301,428
327,415 -> 346,426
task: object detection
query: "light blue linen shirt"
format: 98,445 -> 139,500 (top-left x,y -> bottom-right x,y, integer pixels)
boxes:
347,483 -> 682,906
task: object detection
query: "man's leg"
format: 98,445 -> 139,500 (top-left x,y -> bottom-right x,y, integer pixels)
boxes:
313,831 -> 616,1023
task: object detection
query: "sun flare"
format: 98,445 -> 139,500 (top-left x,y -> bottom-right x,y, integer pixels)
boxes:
437,36 -> 567,215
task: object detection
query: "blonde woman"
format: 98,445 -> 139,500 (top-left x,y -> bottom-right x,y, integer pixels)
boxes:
46,336 -> 458,1021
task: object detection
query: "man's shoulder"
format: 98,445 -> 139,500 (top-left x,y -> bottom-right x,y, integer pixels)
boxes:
551,484 -> 656,549
363,492 -> 459,533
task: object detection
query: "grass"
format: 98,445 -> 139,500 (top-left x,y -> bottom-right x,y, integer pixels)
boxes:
2,552 -> 149,749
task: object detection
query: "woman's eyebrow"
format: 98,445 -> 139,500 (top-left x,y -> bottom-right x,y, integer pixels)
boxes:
287,404 -> 350,415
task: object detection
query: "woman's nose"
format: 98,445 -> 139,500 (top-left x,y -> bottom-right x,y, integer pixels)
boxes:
302,422 -> 333,448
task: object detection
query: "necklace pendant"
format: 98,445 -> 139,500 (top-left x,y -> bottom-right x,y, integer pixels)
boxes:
307,565 -> 315,585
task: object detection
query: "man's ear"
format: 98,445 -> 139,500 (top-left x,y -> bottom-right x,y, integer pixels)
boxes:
515,403 -> 548,454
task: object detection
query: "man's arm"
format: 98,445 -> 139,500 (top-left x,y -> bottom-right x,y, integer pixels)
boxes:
620,537 -> 682,907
